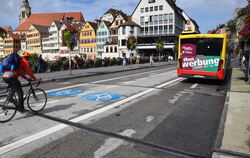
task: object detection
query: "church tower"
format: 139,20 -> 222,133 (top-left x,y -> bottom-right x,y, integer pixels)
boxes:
19,0 -> 31,25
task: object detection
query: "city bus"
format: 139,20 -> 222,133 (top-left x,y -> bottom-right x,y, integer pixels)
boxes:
177,32 -> 229,80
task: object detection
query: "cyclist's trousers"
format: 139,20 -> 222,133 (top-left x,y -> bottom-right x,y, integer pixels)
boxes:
3,78 -> 24,109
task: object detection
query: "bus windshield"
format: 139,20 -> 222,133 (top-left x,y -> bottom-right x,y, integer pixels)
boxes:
181,38 -> 223,56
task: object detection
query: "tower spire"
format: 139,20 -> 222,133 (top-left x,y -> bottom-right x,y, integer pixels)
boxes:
19,0 -> 31,25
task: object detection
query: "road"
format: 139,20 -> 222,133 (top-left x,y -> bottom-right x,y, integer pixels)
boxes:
0,65 -> 230,158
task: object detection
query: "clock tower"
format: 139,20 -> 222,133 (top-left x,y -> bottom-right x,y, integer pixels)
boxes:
19,0 -> 31,25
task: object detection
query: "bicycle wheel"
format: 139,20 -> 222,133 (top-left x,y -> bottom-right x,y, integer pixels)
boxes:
0,95 -> 17,123
27,88 -> 47,112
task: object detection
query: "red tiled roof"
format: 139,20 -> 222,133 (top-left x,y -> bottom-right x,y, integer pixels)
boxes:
1,26 -> 12,32
15,12 -> 84,31
9,33 -> 21,40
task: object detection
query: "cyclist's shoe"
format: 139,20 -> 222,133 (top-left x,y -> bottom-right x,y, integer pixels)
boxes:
17,107 -> 25,113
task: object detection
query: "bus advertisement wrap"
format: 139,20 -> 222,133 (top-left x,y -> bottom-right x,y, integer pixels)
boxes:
181,44 -> 220,72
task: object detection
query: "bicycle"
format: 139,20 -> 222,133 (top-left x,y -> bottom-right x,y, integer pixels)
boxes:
0,79 -> 47,123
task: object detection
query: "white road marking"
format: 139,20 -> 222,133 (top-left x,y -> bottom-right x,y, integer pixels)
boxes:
94,129 -> 136,158
122,81 -> 136,84
45,83 -> 88,93
105,85 -> 118,89
77,91 -> 94,96
140,78 -> 148,80
146,116 -> 155,122
0,77 -> 183,155
190,83 -> 199,89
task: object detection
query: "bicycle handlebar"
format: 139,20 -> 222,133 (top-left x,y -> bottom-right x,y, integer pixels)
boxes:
27,78 -> 41,87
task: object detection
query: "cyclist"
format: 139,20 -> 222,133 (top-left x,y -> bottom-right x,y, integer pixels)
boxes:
3,52 -> 40,112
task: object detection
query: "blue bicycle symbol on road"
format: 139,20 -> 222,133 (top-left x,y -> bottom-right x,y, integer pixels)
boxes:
48,90 -> 84,96
81,93 -> 122,102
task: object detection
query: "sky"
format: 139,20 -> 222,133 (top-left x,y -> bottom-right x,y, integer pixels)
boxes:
0,0 -> 248,33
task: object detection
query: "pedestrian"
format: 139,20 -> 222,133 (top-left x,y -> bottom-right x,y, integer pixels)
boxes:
123,55 -> 127,66
36,54 -> 44,73
150,54 -> 154,66
136,54 -> 140,64
73,55 -> 80,69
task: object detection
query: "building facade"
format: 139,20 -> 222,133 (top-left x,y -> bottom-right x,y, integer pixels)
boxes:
118,17 -> 140,58
26,24 -> 49,54
182,11 -> 199,32
132,0 -> 186,57
79,22 -> 98,59
96,21 -> 110,58
0,36 -> 4,57
42,21 -> 62,60
3,33 -> 21,55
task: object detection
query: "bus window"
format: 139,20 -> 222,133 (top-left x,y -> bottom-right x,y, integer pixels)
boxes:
181,38 -> 223,56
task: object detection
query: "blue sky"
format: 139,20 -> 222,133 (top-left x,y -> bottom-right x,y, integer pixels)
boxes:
0,0 -> 248,33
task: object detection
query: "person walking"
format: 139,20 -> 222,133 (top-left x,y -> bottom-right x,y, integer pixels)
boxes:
123,55 -> 127,66
136,54 -> 140,64
150,54 -> 154,66
36,54 -> 44,73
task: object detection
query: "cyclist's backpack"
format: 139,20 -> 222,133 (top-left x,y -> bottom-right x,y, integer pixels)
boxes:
1,53 -> 20,72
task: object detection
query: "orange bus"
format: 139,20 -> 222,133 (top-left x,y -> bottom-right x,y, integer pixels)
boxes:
177,32 -> 229,80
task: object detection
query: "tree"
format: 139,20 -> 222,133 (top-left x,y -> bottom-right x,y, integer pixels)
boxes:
156,41 -> 164,60
127,36 -> 137,51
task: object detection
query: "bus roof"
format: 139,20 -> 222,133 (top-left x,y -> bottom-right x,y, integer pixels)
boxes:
181,31 -> 199,35
179,33 -> 227,39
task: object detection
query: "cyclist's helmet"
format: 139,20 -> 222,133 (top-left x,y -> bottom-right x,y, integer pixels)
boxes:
22,52 -> 31,57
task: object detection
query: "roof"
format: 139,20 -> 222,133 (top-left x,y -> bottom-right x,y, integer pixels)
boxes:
9,33 -> 21,40
103,8 -> 127,20
53,21 -> 63,30
32,24 -> 49,34
1,26 -> 12,32
15,12 -> 84,31
131,0 -> 185,21
87,21 -> 98,30
119,16 -> 140,27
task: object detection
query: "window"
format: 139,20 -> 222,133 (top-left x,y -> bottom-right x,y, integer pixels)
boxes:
106,47 -> 109,53
110,47 -> 113,53
164,25 -> 168,34
169,13 -> 173,23
145,27 -> 149,35
159,14 -> 163,24
148,0 -> 155,3
164,14 -> 169,23
150,7 -> 153,12
114,46 -> 117,52
154,15 -> 158,24
154,6 -> 158,11
150,26 -> 153,35
122,27 -> 126,35
141,8 -> 144,13
159,5 -> 163,10
154,26 -> 158,34
159,26 -> 163,34
131,26 -> 134,35
140,16 -> 144,25
122,39 -> 126,46
149,16 -> 153,24
145,7 -> 149,12
169,25 -> 173,34
140,27 -> 144,34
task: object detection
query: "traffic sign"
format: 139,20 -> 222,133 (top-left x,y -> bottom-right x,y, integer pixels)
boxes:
48,90 -> 84,96
81,93 -> 122,102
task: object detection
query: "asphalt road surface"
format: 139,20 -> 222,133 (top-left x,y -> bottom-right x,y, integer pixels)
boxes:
0,65 -> 230,158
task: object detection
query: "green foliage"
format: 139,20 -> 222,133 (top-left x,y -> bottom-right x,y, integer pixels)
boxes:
127,36 -> 137,51
156,41 -> 164,52
63,30 -> 75,51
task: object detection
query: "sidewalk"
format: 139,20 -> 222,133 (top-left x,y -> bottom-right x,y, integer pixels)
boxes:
213,68 -> 250,158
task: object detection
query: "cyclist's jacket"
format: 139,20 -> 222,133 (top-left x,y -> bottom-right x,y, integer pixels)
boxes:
16,56 -> 37,81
